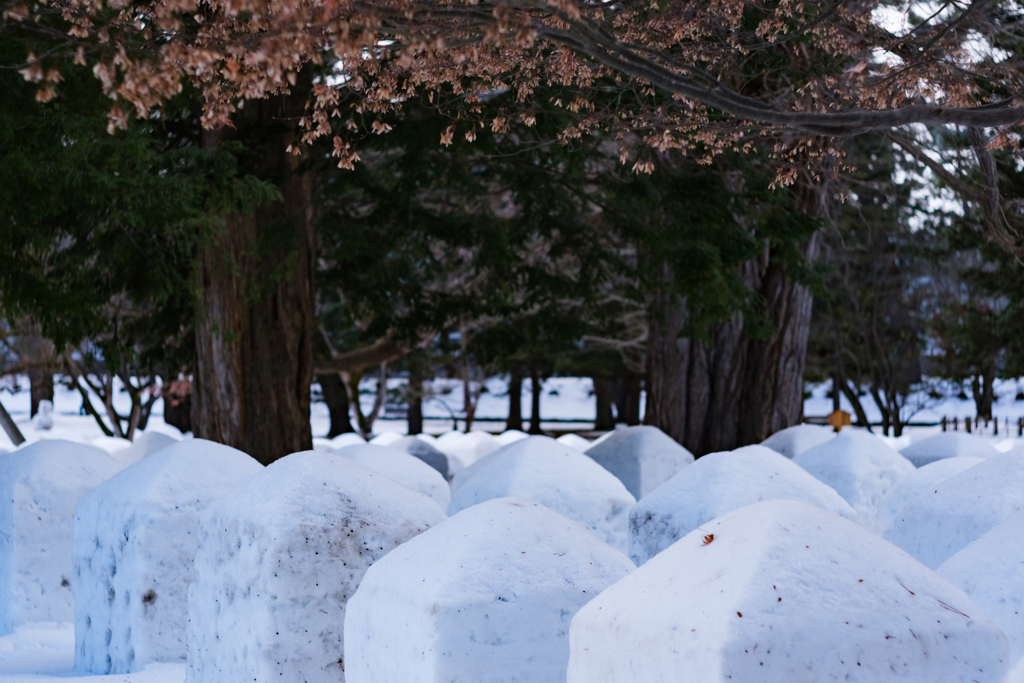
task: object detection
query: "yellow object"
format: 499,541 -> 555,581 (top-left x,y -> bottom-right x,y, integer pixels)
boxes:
828,410 -> 852,432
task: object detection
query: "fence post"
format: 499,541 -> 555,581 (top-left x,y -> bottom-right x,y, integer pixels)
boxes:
966,417 -> 972,434
941,416 -> 947,432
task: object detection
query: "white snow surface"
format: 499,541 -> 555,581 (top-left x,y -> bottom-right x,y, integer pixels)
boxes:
390,435 -> 449,480
760,423 -> 835,458
583,425 -> 694,499
793,431 -> 915,532
0,440 -> 121,633
368,432 -> 403,447
627,445 -> 857,565
555,433 -> 592,452
890,451 -> 1024,569
567,499 -> 1010,683
446,436 -> 635,552
186,451 -> 445,683
335,443 -> 451,508
876,457 -> 986,540
0,623 -> 185,683
344,498 -> 634,683
110,432 -> 179,468
312,438 -> 337,452
72,439 -> 263,674
939,509 -> 1024,664
329,433 -> 366,449
439,431 -> 501,473
434,430 -> 465,447
900,432 -> 1000,467
494,429 -> 529,446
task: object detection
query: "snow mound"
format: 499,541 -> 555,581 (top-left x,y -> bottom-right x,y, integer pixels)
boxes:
0,440 -> 121,634
567,499 -> 1009,683
368,432 -> 402,447
312,437 -> 337,452
628,445 -> 856,565
939,509 -> 1024,663
330,433 -> 366,449
336,444 -> 451,508
495,429 -> 529,446
414,433 -> 438,444
344,498 -> 634,683
760,423 -> 834,458
72,439 -> 263,674
441,431 -> 501,470
555,433 -> 592,452
793,431 -> 914,532
434,431 -> 466,447
583,425 -> 693,499
447,436 -> 635,552
900,433 -> 999,468
111,432 -> 179,468
876,457 -> 985,540
891,451 -> 1024,569
186,451 -> 445,683
391,435 -> 449,480
587,430 -> 616,449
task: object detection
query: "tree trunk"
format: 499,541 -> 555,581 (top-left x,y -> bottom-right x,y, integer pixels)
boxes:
506,368 -> 523,431
406,354 -> 425,435
528,369 -> 543,434
624,374 -> 642,426
838,379 -> 872,431
0,398 -> 25,446
22,325 -> 55,417
28,368 -> 53,418
318,373 -> 354,438
644,234 -> 819,455
870,386 -> 890,436
973,373 -> 995,421
162,377 -> 192,435
593,376 -> 615,430
192,95 -> 315,466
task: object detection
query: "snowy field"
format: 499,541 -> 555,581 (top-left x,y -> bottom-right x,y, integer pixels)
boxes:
3,376 -> 1024,682
5,374 -> 1024,444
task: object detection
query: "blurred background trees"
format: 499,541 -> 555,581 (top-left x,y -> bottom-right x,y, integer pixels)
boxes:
2,23 -> 1023,457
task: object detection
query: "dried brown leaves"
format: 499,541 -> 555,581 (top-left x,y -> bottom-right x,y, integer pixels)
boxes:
5,0 -> 1021,176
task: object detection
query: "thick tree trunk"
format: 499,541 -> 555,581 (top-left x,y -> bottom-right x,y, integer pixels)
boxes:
528,370 -> 543,434
406,354 -> 425,435
973,373 -> 994,421
593,376 -> 615,430
22,325 -> 55,417
610,373 -> 642,426
162,377 -> 192,435
192,96 -> 314,465
506,368 -> 523,431
318,373 -> 354,438
644,234 -> 819,455
28,368 -> 53,418
624,374 -> 642,425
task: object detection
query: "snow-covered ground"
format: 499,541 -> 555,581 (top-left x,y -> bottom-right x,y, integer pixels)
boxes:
3,375 -> 1024,682
0,624 -> 184,682
4,375 -> 1024,449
